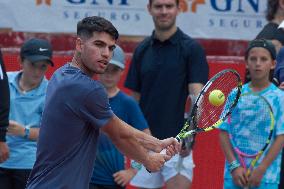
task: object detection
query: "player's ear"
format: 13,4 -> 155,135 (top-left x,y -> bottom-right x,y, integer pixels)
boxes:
147,3 -> 152,15
17,56 -> 23,68
75,38 -> 83,53
271,59 -> 276,70
245,59 -> 249,69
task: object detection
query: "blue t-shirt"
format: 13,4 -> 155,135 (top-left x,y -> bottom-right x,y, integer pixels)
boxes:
90,91 -> 148,186
125,28 -> 208,139
26,64 -> 113,189
0,71 -> 47,169
219,83 -> 284,184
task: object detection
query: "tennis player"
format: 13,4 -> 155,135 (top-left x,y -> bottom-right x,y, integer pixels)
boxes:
26,16 -> 180,189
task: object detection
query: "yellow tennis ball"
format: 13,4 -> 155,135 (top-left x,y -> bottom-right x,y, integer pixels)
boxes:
209,90 -> 225,106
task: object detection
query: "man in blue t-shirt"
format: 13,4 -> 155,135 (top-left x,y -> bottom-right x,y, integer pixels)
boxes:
90,45 -> 150,189
124,0 -> 208,188
26,16 -> 180,189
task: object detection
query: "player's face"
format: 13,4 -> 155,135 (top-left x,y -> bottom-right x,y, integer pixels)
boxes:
98,64 -> 122,89
77,32 -> 116,76
21,59 -> 49,85
148,0 -> 179,31
246,47 -> 276,82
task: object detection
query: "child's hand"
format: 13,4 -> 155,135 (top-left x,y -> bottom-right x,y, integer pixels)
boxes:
113,168 -> 137,187
247,165 -> 266,188
7,120 -> 25,137
279,82 -> 284,90
231,167 -> 248,187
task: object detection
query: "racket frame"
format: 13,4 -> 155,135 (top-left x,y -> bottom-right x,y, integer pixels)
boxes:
229,93 -> 275,177
176,69 -> 242,141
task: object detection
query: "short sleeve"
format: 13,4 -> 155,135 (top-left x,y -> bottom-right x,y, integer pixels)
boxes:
187,41 -> 209,85
81,87 -> 114,128
124,50 -> 141,92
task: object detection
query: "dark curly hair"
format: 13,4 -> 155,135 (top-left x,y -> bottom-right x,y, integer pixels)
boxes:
77,16 -> 119,40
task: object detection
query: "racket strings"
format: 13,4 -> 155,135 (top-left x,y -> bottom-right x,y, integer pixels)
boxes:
196,72 -> 240,129
230,95 -> 273,155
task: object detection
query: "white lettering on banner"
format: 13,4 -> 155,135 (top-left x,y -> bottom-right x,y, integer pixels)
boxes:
209,18 -> 263,29
0,0 -> 267,40
63,10 -> 141,22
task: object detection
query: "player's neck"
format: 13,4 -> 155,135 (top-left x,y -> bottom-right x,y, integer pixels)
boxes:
249,80 -> 271,92
154,26 -> 177,42
106,86 -> 120,98
71,55 -> 94,78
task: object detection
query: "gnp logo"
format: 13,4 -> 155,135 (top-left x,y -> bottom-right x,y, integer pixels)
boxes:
179,0 -> 206,13
36,0 -> 52,6
180,0 -> 259,13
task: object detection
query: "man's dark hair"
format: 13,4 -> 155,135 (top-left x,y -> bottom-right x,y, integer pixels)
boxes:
266,0 -> 279,21
77,16 -> 119,40
149,0 -> 179,6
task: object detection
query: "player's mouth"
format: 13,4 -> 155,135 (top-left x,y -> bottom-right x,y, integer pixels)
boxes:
98,60 -> 108,69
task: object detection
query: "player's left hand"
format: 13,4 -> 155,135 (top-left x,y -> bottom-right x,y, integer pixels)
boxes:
7,120 -> 25,136
247,165 -> 266,188
160,137 -> 181,157
113,168 -> 137,187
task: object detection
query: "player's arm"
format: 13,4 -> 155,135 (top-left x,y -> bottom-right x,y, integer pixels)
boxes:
219,130 -> 237,164
113,127 -> 151,187
101,115 -> 180,172
219,130 -> 248,187
188,83 -> 203,96
249,134 -> 284,187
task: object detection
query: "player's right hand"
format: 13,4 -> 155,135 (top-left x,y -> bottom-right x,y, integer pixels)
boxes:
160,137 -> 181,157
144,152 -> 170,172
231,167 -> 248,187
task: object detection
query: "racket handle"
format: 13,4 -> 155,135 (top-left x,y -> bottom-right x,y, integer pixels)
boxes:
146,149 -> 167,173
176,155 -> 183,172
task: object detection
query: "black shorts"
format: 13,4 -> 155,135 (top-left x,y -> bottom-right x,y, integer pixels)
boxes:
0,167 -> 31,189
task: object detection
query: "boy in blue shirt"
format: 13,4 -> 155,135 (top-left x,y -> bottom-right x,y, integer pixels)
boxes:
90,45 -> 150,189
219,39 -> 284,189
0,38 -> 53,189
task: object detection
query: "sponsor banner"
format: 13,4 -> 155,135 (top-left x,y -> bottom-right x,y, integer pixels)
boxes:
0,0 -> 267,40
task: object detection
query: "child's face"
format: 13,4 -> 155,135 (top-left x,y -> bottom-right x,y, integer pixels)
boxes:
98,64 -> 123,89
246,47 -> 276,82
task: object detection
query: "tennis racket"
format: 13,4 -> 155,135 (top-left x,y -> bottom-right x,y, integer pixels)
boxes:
147,69 -> 242,173
228,93 -> 275,189
176,69 -> 242,143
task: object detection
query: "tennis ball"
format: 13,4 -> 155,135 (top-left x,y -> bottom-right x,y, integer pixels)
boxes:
209,90 -> 225,106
